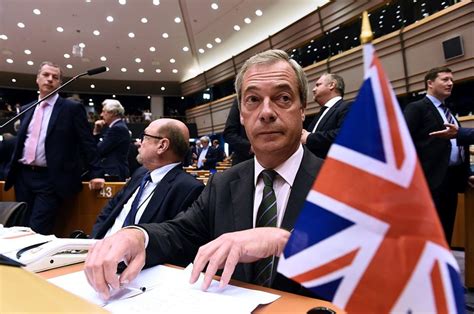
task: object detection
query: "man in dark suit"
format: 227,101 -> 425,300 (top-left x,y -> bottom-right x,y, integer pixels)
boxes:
196,136 -> 218,170
85,49 -> 324,300
4,62 -> 104,235
93,99 -> 131,181
91,118 -> 204,239
301,73 -> 351,158
404,67 -> 470,244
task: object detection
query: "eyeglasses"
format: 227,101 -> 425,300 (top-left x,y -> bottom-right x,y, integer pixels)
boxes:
139,132 -> 163,142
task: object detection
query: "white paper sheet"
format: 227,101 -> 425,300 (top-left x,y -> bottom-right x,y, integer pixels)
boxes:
48,264 -> 280,313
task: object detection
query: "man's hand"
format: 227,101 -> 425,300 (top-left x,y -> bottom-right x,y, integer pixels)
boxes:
89,178 -> 105,190
301,129 -> 310,144
429,123 -> 458,139
93,119 -> 106,135
189,227 -> 290,291
84,229 -> 146,300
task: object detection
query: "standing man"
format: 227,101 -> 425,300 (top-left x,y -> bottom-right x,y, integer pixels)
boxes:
404,67 -> 470,244
5,61 -> 104,235
196,136 -> 218,170
301,73 -> 351,158
85,49 -> 324,299
93,99 -> 131,181
92,118 -> 204,239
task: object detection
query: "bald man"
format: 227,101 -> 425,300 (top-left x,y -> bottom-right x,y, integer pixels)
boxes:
91,118 -> 204,239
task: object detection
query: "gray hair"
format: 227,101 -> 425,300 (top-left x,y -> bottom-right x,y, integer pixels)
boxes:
234,49 -> 308,108
323,73 -> 345,97
199,136 -> 210,143
102,99 -> 125,117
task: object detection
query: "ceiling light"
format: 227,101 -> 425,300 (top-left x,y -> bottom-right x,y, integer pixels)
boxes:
182,46 -> 189,52
0,35 -> 8,40
90,84 -> 95,88
172,69 -> 178,73
206,43 -> 213,49
135,58 -> 141,63
128,32 -> 135,38
233,25 -> 240,31
174,17 -> 181,23
138,68 -> 144,73
161,87 -> 165,91
88,102 -> 94,106
244,18 -> 251,24
141,18 -> 148,23
169,58 -> 175,63
255,9 -> 263,16
24,49 -> 31,54
27,60 -> 34,65
66,64 -> 73,69
149,46 -> 156,52
86,0 -> 91,2
126,86 -> 131,90
11,78 -> 16,83
119,0 -> 126,5
106,16 -> 114,22
112,95 -> 116,98
147,96 -> 151,99
93,30 -> 100,36
100,56 -> 107,61
155,69 -> 161,73
64,53 -> 70,58
181,96 -> 184,100
33,9 -> 41,15
198,48 -> 205,54
162,33 -> 169,38
79,42 -> 86,48
153,0 -> 160,5
6,58 -> 13,63
121,68 -> 127,72
211,3 -> 218,10
17,22 -> 25,28
57,27 -> 64,32
214,37 -> 221,43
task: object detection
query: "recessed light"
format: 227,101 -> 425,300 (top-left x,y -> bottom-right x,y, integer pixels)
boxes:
17,22 -> 25,28
126,86 -> 131,90
198,48 -> 205,54
172,69 -> 178,73
162,33 -> 169,38
244,17 -> 251,24
86,0 -> 91,2
27,60 -> 34,65
174,17 -> 181,23
12,78 -> 16,82
215,37 -> 221,43
119,0 -> 126,5
128,32 -> 135,38
106,16 -> 114,22
181,96 -> 184,100
121,68 -> 127,72
0,34 -> 8,40
255,9 -> 263,16
206,43 -> 213,49
88,102 -> 94,106
169,58 -> 175,63
93,30 -> 100,36
147,96 -> 151,99
149,46 -> 156,52
67,64 -> 73,69
33,9 -> 41,15
155,69 -> 161,73
24,49 -> 31,55
182,46 -> 189,52
57,27 -> 64,32
161,86 -> 165,91
141,18 -> 148,23
90,84 -> 95,88
138,68 -> 144,73
64,53 -> 70,58
135,58 -> 141,63
100,56 -> 107,61
233,25 -> 240,31
112,95 -> 116,98
211,3 -> 218,10
153,0 -> 160,5
79,42 -> 86,48
6,58 -> 13,63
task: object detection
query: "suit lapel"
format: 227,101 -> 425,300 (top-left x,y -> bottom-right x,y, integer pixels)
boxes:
315,99 -> 341,131
46,97 -> 64,138
424,97 -> 445,127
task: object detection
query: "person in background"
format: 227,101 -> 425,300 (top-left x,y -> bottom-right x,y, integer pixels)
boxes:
0,120 -> 20,180
93,99 -> 130,181
212,139 -> 226,163
4,61 -> 104,234
196,136 -> 218,170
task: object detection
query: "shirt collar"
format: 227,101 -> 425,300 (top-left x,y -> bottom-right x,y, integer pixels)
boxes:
426,94 -> 443,107
39,93 -> 59,106
323,96 -> 342,109
109,118 -> 122,128
254,144 -> 304,187
149,162 -> 181,183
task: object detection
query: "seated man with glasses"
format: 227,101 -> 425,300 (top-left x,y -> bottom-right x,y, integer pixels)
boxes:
91,118 -> 204,239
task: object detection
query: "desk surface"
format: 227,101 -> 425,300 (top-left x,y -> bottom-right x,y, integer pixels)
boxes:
39,263 -> 344,313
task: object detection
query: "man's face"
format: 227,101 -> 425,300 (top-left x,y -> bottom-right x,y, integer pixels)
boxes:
428,72 -> 453,101
100,109 -> 115,126
312,74 -> 332,106
36,65 -> 61,97
239,61 -> 305,166
137,122 -> 161,166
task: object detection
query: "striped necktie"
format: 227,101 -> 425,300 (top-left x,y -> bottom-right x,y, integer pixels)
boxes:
440,104 -> 465,161
123,173 -> 151,227
253,169 -> 278,287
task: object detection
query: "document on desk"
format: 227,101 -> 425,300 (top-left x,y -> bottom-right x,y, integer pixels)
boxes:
48,264 -> 280,313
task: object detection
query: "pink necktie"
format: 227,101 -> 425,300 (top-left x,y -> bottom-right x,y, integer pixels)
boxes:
24,101 -> 48,164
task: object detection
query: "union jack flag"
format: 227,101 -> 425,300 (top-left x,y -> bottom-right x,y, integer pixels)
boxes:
278,44 -> 465,313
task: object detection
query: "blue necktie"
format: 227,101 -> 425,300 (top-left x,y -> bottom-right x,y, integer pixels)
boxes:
123,173 -> 151,227
440,104 -> 465,162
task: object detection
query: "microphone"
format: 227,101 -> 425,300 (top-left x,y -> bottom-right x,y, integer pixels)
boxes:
0,66 -> 109,129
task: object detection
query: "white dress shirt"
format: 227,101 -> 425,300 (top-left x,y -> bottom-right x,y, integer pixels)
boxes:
312,96 -> 342,132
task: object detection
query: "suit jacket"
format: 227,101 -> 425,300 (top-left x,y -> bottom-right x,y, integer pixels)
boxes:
140,148 -> 323,294
223,99 -> 254,165
5,96 -> 102,197
457,127 -> 474,146
96,120 -> 131,181
198,146 -> 219,170
305,99 -> 351,158
404,96 -> 470,191
0,135 -> 16,180
92,165 -> 204,239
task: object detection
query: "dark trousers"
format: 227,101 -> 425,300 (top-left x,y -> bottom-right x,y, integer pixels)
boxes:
14,166 -> 62,235
431,165 -> 464,245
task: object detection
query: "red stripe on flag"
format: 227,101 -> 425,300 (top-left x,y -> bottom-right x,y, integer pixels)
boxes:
431,260 -> 449,314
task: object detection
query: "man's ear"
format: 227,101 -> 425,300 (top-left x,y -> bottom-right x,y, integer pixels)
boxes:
240,113 -> 244,126
156,138 -> 170,154
300,104 -> 306,122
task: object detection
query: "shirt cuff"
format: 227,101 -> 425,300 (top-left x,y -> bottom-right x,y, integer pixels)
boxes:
123,226 -> 149,248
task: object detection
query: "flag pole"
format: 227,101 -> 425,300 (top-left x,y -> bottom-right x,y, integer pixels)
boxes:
360,11 -> 373,44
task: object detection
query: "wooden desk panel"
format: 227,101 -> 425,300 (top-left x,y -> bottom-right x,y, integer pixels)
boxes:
39,264 -> 344,313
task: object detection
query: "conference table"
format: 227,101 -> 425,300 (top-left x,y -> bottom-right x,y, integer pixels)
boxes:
39,263 -> 344,313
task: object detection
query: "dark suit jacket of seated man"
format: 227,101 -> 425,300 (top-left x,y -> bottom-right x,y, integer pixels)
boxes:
84,49 -> 324,300
91,118 -> 204,239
